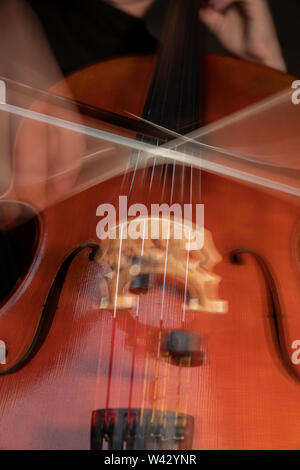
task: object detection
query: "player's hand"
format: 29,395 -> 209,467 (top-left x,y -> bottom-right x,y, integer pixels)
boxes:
199,0 -> 286,72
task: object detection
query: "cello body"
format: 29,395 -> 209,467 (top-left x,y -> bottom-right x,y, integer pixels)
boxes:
0,55 -> 299,449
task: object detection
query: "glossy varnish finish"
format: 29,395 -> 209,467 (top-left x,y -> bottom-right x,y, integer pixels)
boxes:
0,56 -> 299,449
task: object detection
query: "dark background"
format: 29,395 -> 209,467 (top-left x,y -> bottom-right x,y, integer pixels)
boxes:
26,0 -> 300,77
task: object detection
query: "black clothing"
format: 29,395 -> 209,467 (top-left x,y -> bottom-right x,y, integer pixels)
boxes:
26,0 -> 300,77
26,0 -> 162,76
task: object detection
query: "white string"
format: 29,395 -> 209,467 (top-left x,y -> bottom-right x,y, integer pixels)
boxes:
160,236 -> 170,323
182,159 -> 194,323
113,223 -> 124,318
170,161 -> 176,204
128,150 -> 141,201
182,237 -> 190,324
159,153 -> 177,322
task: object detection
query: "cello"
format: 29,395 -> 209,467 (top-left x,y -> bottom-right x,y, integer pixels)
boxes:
0,0 -> 299,449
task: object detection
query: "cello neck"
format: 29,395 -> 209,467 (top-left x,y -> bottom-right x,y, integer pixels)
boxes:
142,0 -> 204,136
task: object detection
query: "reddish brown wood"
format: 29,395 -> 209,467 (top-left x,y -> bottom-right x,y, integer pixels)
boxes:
0,55 -> 299,449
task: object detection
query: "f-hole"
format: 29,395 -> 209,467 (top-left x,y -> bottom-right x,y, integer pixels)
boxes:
231,248 -> 300,383
0,201 -> 40,306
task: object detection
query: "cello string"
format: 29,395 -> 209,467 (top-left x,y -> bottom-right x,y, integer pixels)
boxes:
117,137 -> 165,425
92,148 -> 141,423
139,142 -> 172,427
152,156 -> 176,425
120,148 -> 139,195
102,223 -> 125,422
107,156 -> 151,418
102,141 -> 149,419
182,237 -> 191,324
113,223 -> 124,319
127,218 -> 147,422
182,164 -> 194,324
180,164 -> 185,202
140,352 -> 150,425
134,142 -> 160,425
162,353 -> 171,428
159,208 -> 171,322
170,161 -> 176,204
175,357 -> 183,425
180,161 -> 197,426
147,0 -> 204,426
124,139 -> 160,427
148,158 -> 157,201
98,0 -> 202,436
151,329 -> 163,424
127,147 -> 158,424
183,355 -> 192,428
127,149 -> 143,203
113,33 -> 200,421
127,296 -> 140,425
161,163 -> 168,200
